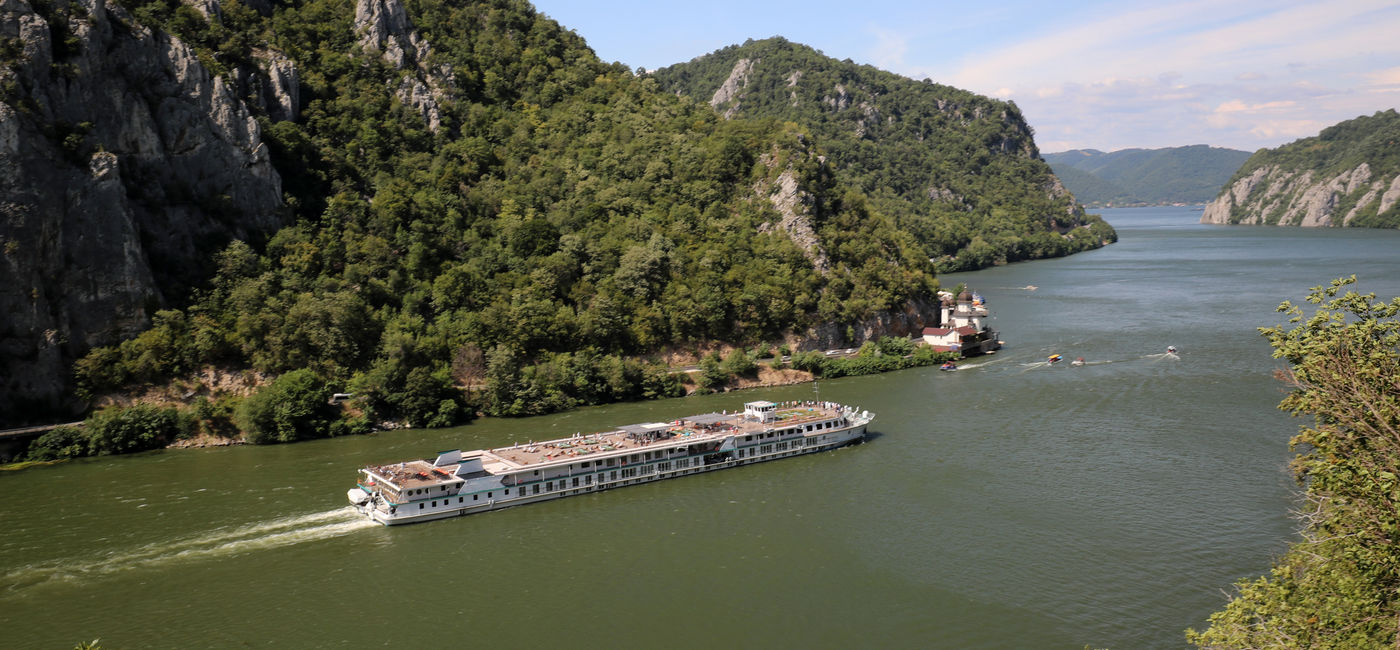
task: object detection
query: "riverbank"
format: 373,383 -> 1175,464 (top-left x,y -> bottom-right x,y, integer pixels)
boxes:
3,338 -> 958,467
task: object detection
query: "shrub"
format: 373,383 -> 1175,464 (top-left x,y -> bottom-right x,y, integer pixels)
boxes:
24,426 -> 91,461
86,404 -> 183,455
236,368 -> 335,444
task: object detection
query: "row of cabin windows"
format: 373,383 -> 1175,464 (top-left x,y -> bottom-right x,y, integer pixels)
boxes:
414,446 -> 821,509
418,488 -> 511,509
539,446 -> 707,482
409,433 -> 852,510
406,485 -> 454,497
743,420 -> 839,443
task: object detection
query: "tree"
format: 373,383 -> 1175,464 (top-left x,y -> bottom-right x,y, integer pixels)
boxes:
697,351 -> 728,391
236,369 -> 335,444
1188,276 -> 1400,648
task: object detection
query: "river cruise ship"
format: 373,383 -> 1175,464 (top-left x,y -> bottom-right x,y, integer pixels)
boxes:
348,400 -> 873,525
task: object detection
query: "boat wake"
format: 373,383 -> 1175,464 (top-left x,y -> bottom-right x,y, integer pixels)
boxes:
1,507 -> 376,593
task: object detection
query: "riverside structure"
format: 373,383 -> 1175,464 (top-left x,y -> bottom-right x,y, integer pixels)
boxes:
349,401 -> 873,525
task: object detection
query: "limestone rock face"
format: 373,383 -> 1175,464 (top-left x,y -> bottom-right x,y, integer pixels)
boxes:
800,295 -> 940,351
353,0 -> 452,131
710,57 -> 756,119
1202,162 -> 1400,227
0,0 -> 284,423
754,159 -> 829,274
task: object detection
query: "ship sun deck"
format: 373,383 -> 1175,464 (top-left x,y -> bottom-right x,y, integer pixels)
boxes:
485,405 -> 837,469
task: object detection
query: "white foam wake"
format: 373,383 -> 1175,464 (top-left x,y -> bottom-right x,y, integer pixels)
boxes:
2,507 -> 376,592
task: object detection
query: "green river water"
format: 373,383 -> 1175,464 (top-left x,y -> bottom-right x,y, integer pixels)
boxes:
4,206 -> 1400,648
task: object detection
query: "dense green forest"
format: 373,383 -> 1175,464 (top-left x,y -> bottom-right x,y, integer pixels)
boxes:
6,1 -> 1110,459
1188,277 -> 1400,648
652,37 -> 1117,271
8,0 -> 976,456
1042,145 -> 1251,206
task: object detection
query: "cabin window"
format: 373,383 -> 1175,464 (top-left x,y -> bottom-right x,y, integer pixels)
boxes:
419,504 -> 424,510
431,500 -> 437,507
505,488 -> 510,495
572,477 -> 579,487
458,497 -> 464,503
474,494 -> 479,501
487,492 -> 493,499
533,485 -> 540,494
547,481 -> 553,490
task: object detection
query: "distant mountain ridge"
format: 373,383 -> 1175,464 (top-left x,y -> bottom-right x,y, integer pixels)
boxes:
1202,110 -> 1400,228
1043,145 -> 1252,206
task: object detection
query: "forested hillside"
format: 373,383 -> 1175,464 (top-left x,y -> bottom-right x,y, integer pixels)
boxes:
1042,145 -> 1251,206
652,37 -> 1117,271
1202,110 -> 1400,227
2,1 -> 1114,454
3,0 -> 950,442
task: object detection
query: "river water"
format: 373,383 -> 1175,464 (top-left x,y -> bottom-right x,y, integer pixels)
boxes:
4,207 -> 1400,648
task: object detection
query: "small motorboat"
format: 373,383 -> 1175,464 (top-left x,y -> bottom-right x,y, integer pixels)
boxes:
940,362 -> 957,371
1070,357 -> 1085,366
1048,354 -> 1063,364
1167,345 -> 1178,354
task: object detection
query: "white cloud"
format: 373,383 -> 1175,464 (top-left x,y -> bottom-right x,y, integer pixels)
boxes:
907,0 -> 1400,150
866,26 -> 908,72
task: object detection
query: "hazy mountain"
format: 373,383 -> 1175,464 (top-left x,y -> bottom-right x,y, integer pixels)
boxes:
1043,145 -> 1252,206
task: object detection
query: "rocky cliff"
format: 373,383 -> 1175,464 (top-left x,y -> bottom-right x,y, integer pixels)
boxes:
0,0 -> 284,423
1201,110 -> 1400,228
1201,162 -> 1400,226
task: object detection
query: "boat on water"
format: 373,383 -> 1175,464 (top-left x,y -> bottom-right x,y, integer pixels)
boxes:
940,362 -> 957,371
1048,354 -> 1064,364
1071,357 -> 1085,367
348,400 -> 874,525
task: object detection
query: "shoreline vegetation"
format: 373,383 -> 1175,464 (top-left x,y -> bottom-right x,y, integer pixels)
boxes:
8,336 -> 957,467
1188,276 -> 1400,647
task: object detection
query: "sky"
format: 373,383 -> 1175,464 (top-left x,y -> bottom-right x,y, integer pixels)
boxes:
528,0 -> 1400,153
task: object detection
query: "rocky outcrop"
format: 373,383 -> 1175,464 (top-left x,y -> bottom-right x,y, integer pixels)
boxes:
0,0 -> 283,423
353,0 -> 452,131
753,141 -> 829,274
257,50 -> 299,123
798,295 -> 940,351
710,57 -> 756,119
1201,162 -> 1400,227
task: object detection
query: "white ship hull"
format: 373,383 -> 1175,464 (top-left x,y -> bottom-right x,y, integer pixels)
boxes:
350,402 -> 872,526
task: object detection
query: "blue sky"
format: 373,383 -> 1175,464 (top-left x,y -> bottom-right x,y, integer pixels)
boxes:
529,0 -> 1400,153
